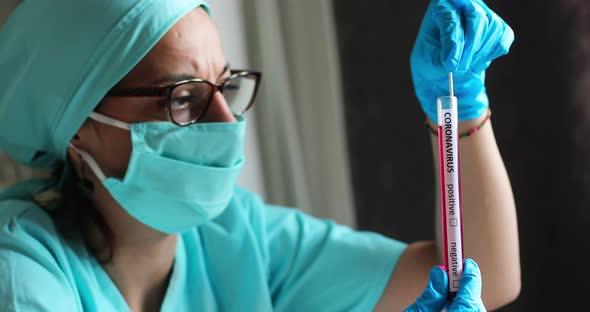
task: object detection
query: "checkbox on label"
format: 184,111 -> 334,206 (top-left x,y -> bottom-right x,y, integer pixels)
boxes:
453,280 -> 460,289
450,218 -> 458,227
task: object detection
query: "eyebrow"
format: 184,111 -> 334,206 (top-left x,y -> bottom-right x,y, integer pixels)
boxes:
151,62 -> 231,86
151,74 -> 195,86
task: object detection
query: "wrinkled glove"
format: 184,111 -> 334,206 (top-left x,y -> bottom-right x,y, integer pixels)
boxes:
410,0 -> 514,122
404,258 -> 486,311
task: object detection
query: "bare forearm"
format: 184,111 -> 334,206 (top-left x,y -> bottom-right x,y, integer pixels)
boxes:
430,117 -> 521,310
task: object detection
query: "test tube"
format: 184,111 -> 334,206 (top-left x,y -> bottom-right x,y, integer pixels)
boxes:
437,72 -> 464,301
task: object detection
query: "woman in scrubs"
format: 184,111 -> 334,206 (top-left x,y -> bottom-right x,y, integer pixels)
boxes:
0,0 -> 519,311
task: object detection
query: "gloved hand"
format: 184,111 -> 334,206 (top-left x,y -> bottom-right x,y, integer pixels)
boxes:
404,258 -> 486,311
410,0 -> 514,122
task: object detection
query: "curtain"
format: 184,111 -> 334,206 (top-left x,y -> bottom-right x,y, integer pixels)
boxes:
208,0 -> 268,198
242,0 -> 356,227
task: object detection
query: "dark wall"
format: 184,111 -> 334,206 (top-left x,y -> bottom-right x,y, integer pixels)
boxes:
333,1 -> 434,242
333,0 -> 590,310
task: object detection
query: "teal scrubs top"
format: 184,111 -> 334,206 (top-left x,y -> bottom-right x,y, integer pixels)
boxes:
0,183 -> 407,311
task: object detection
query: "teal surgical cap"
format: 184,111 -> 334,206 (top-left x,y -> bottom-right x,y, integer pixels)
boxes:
0,0 -> 210,168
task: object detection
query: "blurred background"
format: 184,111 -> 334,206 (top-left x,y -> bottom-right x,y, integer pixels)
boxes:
2,0 -> 589,310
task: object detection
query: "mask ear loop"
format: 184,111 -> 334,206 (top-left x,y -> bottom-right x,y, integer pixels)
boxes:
67,112 -> 129,184
68,144 -> 107,181
89,112 -> 130,130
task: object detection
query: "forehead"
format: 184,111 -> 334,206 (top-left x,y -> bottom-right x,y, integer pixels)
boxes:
119,7 -> 226,87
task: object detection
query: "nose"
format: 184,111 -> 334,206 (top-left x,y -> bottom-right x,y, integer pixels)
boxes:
199,91 -> 237,123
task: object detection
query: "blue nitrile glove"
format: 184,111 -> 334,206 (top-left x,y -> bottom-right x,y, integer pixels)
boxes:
410,0 -> 514,122
404,258 -> 486,311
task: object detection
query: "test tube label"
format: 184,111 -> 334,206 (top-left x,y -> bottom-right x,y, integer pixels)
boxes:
437,96 -> 464,294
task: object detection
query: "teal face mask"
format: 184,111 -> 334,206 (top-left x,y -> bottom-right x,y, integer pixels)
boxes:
70,113 -> 246,234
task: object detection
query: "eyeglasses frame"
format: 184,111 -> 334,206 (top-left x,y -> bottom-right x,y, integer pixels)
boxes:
105,70 -> 262,126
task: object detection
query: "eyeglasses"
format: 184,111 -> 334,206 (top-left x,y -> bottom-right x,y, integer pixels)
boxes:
105,69 -> 262,126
